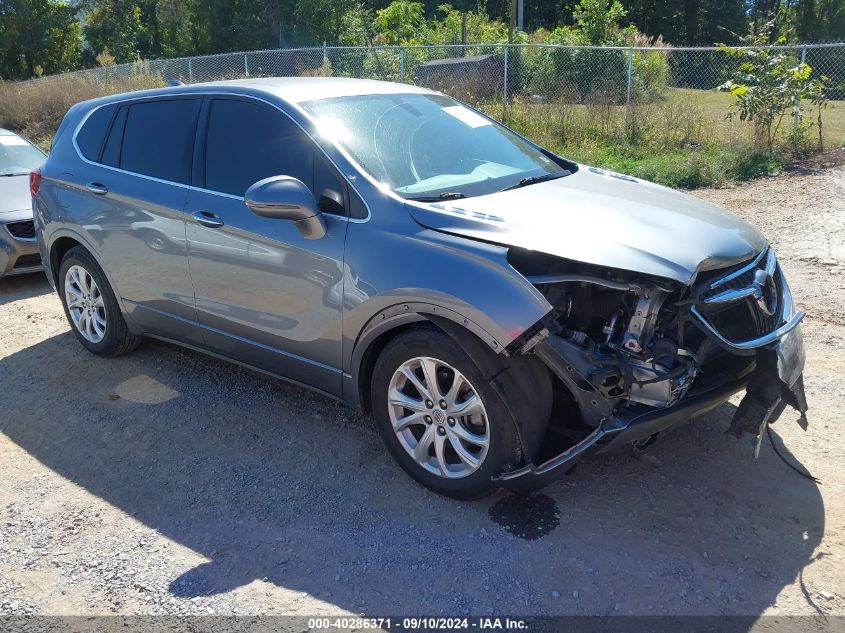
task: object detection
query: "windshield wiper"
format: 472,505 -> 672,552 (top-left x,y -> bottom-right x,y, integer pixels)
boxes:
499,171 -> 568,192
0,172 -> 29,177
406,191 -> 467,202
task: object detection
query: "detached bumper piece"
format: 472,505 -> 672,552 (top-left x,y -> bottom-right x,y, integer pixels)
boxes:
495,377 -> 748,491
727,347 -> 808,456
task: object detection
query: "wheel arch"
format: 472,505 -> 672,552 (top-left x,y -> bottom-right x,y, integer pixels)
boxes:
48,229 -> 130,315
349,304 -> 553,465
49,236 -> 82,288
349,302 -> 501,416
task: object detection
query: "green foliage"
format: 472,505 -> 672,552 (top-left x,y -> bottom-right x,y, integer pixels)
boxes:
718,33 -> 829,150
0,0 -> 82,79
338,3 -> 374,45
573,0 -> 627,44
564,144 -> 785,189
519,2 -> 668,105
373,0 -> 425,44
84,0 -> 144,63
423,4 -> 511,44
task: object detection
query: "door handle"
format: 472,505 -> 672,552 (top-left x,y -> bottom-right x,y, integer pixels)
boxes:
192,210 -> 225,228
86,182 -> 108,195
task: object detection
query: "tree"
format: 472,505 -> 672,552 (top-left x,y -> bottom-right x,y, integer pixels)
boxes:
573,0 -> 627,43
0,0 -> 82,79
83,0 -> 144,63
373,0 -> 425,43
294,0 -> 358,44
718,33 -> 825,149
155,0 -> 203,58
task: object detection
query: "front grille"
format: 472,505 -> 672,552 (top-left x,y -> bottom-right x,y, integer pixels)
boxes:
5,219 -> 36,240
13,253 -> 41,269
693,249 -> 783,345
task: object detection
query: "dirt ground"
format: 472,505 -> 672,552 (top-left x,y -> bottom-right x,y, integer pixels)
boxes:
1,163 -> 844,619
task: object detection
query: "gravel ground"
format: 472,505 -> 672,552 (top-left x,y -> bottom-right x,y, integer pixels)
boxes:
1,163 -> 844,618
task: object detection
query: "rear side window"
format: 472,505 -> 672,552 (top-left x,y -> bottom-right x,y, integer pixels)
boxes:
120,99 -> 197,183
203,99 -> 312,197
76,104 -> 116,161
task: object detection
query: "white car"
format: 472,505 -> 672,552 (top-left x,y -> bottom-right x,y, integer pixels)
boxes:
0,128 -> 45,278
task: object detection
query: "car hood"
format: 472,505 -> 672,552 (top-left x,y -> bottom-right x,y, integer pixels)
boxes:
406,166 -> 767,285
0,175 -> 33,216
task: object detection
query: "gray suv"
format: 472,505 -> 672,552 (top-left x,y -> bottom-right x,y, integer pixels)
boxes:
34,78 -> 808,498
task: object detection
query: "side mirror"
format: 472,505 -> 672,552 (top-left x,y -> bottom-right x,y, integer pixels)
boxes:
244,176 -> 327,240
318,187 -> 345,215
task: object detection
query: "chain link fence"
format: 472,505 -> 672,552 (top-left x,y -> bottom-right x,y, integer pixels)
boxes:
5,42 -> 845,150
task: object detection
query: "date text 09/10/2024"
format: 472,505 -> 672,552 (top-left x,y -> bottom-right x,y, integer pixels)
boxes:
307,617 -> 529,630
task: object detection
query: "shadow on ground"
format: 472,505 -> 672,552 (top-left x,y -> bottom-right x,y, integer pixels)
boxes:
0,272 -> 51,305
0,323 -> 825,616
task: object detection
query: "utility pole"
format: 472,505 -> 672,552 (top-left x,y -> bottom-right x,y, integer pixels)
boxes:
517,0 -> 524,31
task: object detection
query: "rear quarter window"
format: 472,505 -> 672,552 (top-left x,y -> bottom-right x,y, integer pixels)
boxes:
76,104 -> 117,161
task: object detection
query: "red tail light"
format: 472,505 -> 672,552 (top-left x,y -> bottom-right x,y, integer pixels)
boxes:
29,168 -> 42,196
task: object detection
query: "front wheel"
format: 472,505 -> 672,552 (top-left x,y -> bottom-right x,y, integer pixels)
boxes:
371,327 -> 525,499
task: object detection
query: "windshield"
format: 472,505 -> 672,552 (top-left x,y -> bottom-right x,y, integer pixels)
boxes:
301,93 -> 571,200
0,134 -> 44,176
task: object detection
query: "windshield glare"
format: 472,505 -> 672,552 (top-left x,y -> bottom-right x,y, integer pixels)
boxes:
302,93 -> 568,199
0,134 -> 44,175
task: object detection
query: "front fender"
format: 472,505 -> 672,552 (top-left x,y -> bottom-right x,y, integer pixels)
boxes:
341,225 -> 552,374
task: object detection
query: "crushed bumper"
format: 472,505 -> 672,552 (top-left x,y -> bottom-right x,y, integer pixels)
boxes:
494,377 -> 747,491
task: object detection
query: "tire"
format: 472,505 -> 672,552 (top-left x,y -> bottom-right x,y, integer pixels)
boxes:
371,326 -> 525,500
58,246 -> 142,357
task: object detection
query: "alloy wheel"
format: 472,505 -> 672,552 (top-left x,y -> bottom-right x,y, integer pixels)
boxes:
388,356 -> 490,479
65,265 -> 107,343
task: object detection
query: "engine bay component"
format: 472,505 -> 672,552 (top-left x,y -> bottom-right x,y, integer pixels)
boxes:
532,271 -> 700,410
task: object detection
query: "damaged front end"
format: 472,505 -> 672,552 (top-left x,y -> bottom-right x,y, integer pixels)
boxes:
498,246 -> 808,490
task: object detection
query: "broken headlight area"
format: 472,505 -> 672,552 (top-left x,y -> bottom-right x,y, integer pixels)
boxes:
504,248 -> 807,482
510,249 -> 721,411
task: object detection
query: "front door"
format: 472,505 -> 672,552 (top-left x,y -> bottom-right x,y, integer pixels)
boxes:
185,96 -> 349,395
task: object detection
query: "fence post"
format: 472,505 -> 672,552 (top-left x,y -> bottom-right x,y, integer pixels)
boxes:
625,47 -> 634,130
323,41 -> 328,64
503,44 -> 509,121
794,46 -> 808,131
187,58 -> 193,82
399,47 -> 405,83
244,53 -> 249,77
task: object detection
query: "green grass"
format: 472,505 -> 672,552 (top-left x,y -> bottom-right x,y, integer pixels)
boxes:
559,143 -> 786,189
477,86 -> 844,188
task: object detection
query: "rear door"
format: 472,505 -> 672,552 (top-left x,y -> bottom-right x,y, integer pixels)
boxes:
184,96 -> 351,395
78,97 -> 202,343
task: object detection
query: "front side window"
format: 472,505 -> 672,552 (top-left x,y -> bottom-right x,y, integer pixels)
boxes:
203,99 -> 312,197
120,99 -> 197,183
301,93 -> 571,200
0,134 -> 45,176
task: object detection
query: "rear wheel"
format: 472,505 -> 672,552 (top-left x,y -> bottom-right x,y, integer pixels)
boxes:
371,327 -> 525,499
59,247 -> 141,357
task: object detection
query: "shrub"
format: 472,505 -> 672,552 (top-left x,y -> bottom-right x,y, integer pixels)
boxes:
520,14 -> 668,104
717,34 -> 828,150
